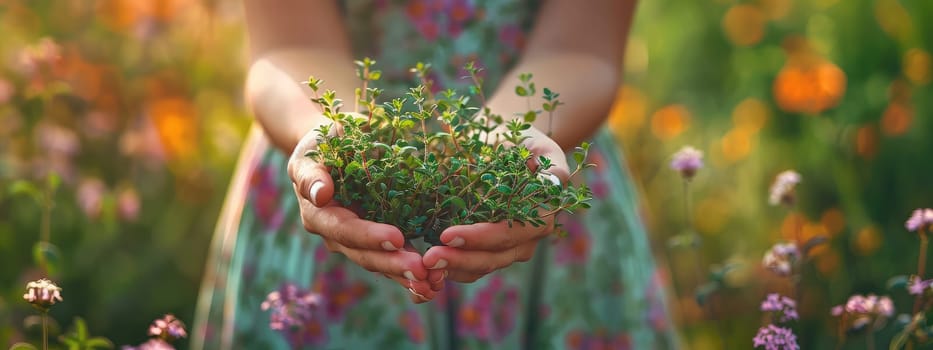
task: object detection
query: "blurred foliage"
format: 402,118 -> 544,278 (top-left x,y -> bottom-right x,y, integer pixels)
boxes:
0,0 -> 249,346
0,0 -> 931,348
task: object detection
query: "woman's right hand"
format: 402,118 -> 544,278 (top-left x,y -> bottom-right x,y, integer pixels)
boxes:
287,128 -> 444,302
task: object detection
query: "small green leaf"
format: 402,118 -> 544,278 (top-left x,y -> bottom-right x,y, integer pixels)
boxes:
889,327 -> 911,350
33,241 -> 62,276
496,185 -> 512,195
573,151 -> 585,165
46,173 -> 61,192
9,343 -> 38,350
9,181 -> 41,203
86,337 -> 114,349
887,275 -> 910,290
523,111 -> 536,123
515,86 -> 528,96
75,317 -> 88,340
695,282 -> 720,307
442,197 -> 467,211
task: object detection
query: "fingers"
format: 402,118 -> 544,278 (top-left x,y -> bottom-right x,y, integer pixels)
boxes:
297,197 -> 407,251
422,243 -> 537,283
288,133 -> 334,207
438,221 -> 550,251
527,137 -> 571,182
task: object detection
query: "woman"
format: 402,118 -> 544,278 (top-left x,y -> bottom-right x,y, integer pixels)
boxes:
193,0 -> 679,348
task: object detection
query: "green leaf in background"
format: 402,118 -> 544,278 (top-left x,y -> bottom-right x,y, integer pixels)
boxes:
60,317 -> 114,350
9,181 -> 42,205
33,241 -> 62,277
8,343 -> 38,350
695,281 -> 720,307
887,275 -> 910,291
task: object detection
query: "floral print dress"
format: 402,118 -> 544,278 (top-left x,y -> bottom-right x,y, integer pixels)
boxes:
193,1 -> 679,349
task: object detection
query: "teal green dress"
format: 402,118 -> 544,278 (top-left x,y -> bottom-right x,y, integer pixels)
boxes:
193,1 -> 679,349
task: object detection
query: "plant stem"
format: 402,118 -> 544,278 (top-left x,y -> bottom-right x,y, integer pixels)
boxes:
867,329 -> 875,350
683,180 -> 703,287
42,311 -> 48,350
41,185 -> 52,243
683,179 -> 728,349
913,231 -> 928,315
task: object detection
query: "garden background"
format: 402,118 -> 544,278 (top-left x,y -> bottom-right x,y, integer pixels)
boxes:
1,0 -> 931,348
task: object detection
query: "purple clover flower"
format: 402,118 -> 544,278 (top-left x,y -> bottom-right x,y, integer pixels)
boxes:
769,170 -> 801,206
906,208 -> 933,232
762,242 -> 800,276
23,278 -> 63,311
909,278 -> 933,296
753,324 -> 800,350
670,146 -> 703,179
148,314 -> 186,341
830,294 -> 894,331
261,283 -> 326,347
121,339 -> 174,350
760,293 -> 799,322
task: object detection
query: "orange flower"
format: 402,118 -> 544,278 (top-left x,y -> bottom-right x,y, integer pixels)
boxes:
773,59 -> 846,115
149,97 -> 197,161
722,4 -> 766,47
854,125 -> 878,159
880,102 -> 912,136
650,104 -> 690,140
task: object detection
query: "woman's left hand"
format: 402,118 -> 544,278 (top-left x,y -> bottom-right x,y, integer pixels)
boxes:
422,127 -> 570,283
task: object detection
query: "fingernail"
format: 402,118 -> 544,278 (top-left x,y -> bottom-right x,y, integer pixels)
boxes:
430,259 -> 448,269
404,270 -> 417,281
381,241 -> 399,251
447,237 -> 465,247
537,171 -> 562,186
309,181 -> 324,206
408,288 -> 428,301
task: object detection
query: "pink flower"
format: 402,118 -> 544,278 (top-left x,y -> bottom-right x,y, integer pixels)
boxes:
118,186 -> 141,221
909,277 -> 933,295
769,170 -> 801,206
831,294 -> 895,331
906,208 -> 933,232
762,242 -> 799,276
23,278 -> 63,310
35,122 -> 80,157
148,314 -> 187,341
261,283 -> 327,347
753,324 -> 799,350
670,146 -> 703,179
77,178 -> 107,219
121,339 -> 174,350
760,293 -> 798,322
0,78 -> 13,104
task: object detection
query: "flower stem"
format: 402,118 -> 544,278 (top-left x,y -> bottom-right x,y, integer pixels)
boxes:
866,328 -> 875,350
913,231 -> 928,315
42,185 -> 52,243
42,311 -> 48,350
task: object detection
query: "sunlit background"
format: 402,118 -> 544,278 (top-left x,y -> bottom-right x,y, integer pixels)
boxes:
1,0 -> 931,348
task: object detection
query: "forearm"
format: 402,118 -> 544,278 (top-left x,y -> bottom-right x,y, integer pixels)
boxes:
245,49 -> 358,153
487,54 -> 620,150
485,0 -> 635,151
243,0 -> 359,154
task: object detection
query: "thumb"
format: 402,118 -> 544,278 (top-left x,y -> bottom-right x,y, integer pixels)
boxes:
288,133 -> 335,207
527,138 -> 571,185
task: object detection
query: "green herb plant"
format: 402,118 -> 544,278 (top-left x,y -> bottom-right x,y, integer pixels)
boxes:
306,60 -> 594,246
